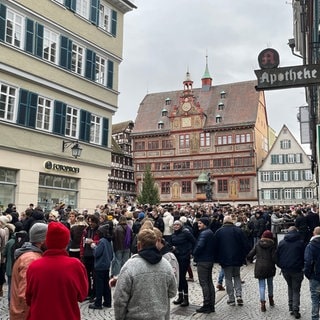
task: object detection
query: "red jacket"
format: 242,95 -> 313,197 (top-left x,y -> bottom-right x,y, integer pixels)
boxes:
26,249 -> 88,320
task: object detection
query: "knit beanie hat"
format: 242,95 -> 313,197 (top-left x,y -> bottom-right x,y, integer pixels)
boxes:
29,223 -> 48,243
46,222 -> 70,249
262,230 -> 273,239
199,217 -> 210,226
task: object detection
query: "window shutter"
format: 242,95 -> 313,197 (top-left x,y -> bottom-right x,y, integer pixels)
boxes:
0,4 -> 6,42
53,101 -> 66,135
102,117 -> 109,147
17,89 -> 29,125
111,10 -> 117,37
90,0 -> 99,25
107,60 -> 114,89
35,23 -> 44,58
17,90 -> 37,128
60,35 -> 72,70
79,110 -> 91,142
85,49 -> 96,80
65,0 -> 76,12
25,19 -> 34,54
28,92 -> 37,128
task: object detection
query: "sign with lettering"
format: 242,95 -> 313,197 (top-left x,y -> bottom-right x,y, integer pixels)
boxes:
255,64 -> 320,90
44,160 -> 80,174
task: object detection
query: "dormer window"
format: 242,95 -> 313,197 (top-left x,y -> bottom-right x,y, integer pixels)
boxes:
162,108 -> 168,117
216,115 -> 222,123
165,98 -> 171,105
218,102 -> 224,110
220,91 -> 226,99
158,121 -> 164,129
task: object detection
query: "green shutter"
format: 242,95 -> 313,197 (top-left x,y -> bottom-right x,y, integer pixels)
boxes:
85,49 -> 96,80
0,4 -> 7,42
79,110 -> 91,142
107,60 -> 114,89
102,117 -> 109,147
17,90 -> 37,127
25,18 -> 34,54
35,23 -> 43,58
111,10 -> 117,37
53,101 -> 66,135
90,0 -> 100,25
60,36 -> 72,70
17,89 -> 29,125
27,92 -> 37,128
65,0 -> 76,11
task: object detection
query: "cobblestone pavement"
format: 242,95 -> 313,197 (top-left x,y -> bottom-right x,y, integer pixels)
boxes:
0,263 -> 312,320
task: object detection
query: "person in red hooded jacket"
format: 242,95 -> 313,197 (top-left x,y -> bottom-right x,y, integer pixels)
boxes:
26,222 -> 88,320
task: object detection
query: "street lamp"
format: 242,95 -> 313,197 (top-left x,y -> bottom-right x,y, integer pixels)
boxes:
62,141 -> 82,159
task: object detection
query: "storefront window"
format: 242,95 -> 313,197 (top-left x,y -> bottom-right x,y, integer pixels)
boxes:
0,168 -> 17,213
38,173 -> 78,212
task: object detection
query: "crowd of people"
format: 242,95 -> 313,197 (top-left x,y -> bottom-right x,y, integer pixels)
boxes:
0,201 -> 319,319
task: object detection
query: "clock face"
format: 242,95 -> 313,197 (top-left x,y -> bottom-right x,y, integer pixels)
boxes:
182,102 -> 191,112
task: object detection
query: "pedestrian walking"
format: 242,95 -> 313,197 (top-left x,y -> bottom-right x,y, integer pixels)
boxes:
171,219 -> 196,307
193,217 -> 215,313
214,215 -> 249,306
247,230 -> 277,312
277,226 -> 304,319
10,223 -> 48,320
26,222 -> 88,320
89,224 -> 113,310
304,226 -> 320,320
113,228 -> 177,320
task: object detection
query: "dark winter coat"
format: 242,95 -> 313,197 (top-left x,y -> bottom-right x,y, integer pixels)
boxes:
252,215 -> 266,238
247,237 -> 276,279
277,229 -> 305,273
304,235 -> 320,281
193,227 -> 214,263
171,227 -> 196,261
214,222 -> 250,267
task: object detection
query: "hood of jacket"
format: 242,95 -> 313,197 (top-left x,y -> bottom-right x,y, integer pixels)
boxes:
284,230 -> 301,242
258,238 -> 275,249
138,246 -> 162,264
14,242 -> 43,260
310,235 -> 320,249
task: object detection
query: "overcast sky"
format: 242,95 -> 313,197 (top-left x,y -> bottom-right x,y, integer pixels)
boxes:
115,0 -> 309,152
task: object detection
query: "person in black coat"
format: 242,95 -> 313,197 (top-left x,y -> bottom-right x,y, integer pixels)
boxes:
247,230 -> 277,312
171,220 -> 196,307
277,226 -> 305,319
193,217 -> 215,313
214,216 -> 250,307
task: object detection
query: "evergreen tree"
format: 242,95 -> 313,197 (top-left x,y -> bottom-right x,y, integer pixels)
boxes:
137,165 -> 160,205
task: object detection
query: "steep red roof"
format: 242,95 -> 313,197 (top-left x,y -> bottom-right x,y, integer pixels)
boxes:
132,80 -> 259,134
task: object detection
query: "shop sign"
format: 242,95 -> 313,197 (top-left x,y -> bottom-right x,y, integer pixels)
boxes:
44,160 -> 80,174
255,64 -> 320,90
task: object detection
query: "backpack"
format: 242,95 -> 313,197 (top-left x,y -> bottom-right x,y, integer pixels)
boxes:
11,231 -> 29,264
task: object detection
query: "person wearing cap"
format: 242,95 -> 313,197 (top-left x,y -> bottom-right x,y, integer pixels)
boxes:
10,223 -> 48,320
171,219 -> 196,307
214,215 -> 250,307
247,229 -> 277,312
26,222 -> 88,320
193,217 -> 215,313
113,228 -> 177,320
